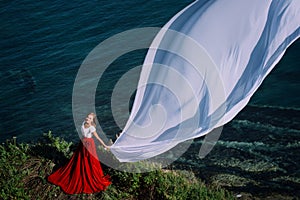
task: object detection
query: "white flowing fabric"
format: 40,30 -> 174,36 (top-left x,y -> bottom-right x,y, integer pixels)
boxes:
110,0 -> 300,162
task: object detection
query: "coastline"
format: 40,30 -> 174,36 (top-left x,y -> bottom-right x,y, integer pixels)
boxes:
1,125 -> 299,199
0,133 -> 234,200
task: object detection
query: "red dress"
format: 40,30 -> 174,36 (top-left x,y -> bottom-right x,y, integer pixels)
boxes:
47,137 -> 111,194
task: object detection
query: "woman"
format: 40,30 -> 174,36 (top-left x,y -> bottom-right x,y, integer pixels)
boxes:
47,113 -> 111,194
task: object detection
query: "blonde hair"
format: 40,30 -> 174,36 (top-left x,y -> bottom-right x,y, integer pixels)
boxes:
88,112 -> 97,127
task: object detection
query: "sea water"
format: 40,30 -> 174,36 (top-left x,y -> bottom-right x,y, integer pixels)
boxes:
1,0 -> 299,196
1,0 -> 298,142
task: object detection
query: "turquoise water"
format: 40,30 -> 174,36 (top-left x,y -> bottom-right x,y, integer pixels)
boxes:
0,0 -> 194,141
0,0 -> 298,142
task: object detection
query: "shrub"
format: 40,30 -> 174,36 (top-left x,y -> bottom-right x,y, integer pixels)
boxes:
0,140 -> 31,200
0,134 -> 234,200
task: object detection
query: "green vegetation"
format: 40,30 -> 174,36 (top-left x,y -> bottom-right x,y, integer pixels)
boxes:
107,166 -> 234,200
0,132 -> 234,200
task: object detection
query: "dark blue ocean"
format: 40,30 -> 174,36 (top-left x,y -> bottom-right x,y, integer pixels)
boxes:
0,0 -> 195,141
1,0 -> 299,142
1,0 -> 299,197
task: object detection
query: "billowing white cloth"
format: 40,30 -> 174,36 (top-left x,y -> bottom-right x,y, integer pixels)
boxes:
110,0 -> 300,162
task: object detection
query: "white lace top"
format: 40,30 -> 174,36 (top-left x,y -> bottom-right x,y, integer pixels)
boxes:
81,122 -> 96,138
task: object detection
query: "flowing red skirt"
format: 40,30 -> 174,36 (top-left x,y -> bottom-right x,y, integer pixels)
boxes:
47,137 -> 111,194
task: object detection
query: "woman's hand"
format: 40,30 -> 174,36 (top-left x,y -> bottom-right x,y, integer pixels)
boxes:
104,145 -> 111,151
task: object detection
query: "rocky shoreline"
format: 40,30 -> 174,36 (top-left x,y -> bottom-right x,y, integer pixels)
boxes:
171,105 -> 300,199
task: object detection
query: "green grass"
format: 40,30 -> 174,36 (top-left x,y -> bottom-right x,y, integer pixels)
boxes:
0,132 -> 234,200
